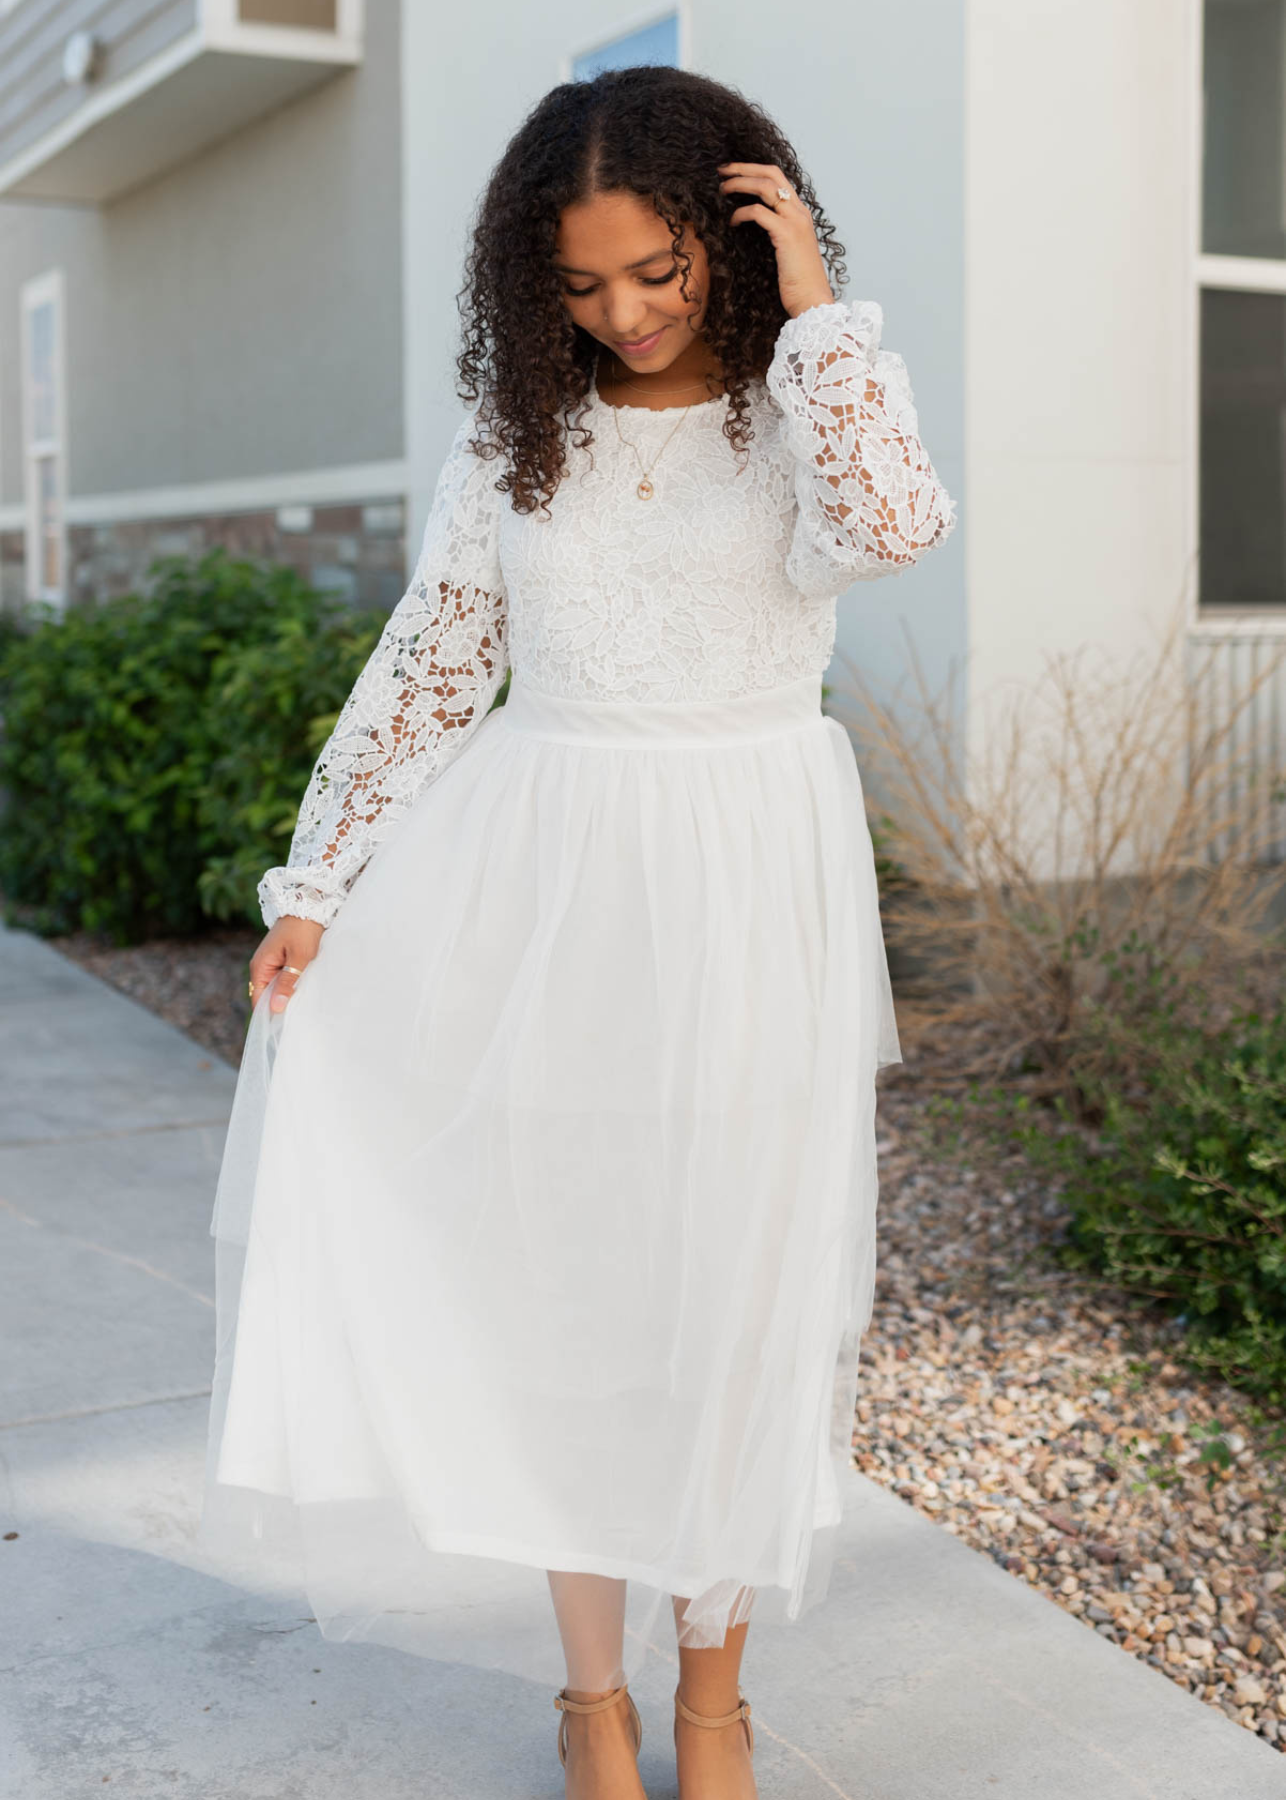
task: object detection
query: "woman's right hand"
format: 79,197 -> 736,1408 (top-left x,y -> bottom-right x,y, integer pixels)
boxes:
249,916 -> 326,1013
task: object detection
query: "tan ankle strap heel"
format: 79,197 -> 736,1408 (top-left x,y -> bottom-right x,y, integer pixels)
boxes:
553,1682 -> 643,1768
674,1686 -> 754,1756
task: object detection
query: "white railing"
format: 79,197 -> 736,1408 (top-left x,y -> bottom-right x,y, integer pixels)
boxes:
1186,623 -> 1286,865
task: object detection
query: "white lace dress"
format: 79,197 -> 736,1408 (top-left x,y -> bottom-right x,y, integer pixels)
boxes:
201,298 -> 956,1682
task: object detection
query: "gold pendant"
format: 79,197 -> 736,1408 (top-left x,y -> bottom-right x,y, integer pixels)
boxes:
637,478 -> 654,500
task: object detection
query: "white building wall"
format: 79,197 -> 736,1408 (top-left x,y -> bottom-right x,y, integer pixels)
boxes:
964,0 -> 1198,777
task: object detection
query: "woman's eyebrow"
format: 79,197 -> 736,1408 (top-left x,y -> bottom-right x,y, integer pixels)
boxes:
552,247 -> 675,275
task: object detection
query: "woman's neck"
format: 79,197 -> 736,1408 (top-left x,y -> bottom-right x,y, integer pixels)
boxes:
595,339 -> 725,411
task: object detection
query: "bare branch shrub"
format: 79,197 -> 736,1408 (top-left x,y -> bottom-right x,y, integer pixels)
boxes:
826,598 -> 1286,1093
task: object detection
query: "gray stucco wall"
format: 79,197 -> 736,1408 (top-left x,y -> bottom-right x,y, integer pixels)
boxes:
0,0 -> 402,508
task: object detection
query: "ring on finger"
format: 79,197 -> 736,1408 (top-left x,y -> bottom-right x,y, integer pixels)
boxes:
282,965 -> 304,976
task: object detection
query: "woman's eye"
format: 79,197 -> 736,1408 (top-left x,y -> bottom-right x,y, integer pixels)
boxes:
561,269 -> 677,298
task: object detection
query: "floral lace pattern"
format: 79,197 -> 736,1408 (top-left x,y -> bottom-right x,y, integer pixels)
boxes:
259,412 -> 509,928
766,298 -> 959,590
260,299 -> 956,928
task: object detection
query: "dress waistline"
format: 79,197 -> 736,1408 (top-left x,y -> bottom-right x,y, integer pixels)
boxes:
498,673 -> 825,748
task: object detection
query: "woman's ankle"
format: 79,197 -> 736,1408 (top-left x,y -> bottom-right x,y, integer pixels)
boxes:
676,1682 -> 745,1716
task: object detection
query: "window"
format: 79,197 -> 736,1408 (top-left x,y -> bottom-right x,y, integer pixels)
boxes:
238,0 -> 338,27
570,11 -> 681,81
20,270 -> 66,606
1199,1 -> 1286,608
1203,0 -> 1284,259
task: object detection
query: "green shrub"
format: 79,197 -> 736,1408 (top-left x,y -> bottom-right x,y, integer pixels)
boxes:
0,551 -> 385,941
919,958 -> 1286,1406
195,594 -> 385,924
198,611 -> 509,924
1051,999 -> 1286,1404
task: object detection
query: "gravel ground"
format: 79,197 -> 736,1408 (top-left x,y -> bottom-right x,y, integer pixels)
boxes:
866,1004 -> 1286,1754
46,935 -> 1286,1752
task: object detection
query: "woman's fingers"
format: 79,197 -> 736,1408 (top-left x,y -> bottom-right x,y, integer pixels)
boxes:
269,958 -> 306,1013
718,159 -> 832,320
247,945 -> 280,1008
719,164 -> 792,200
727,201 -> 788,237
247,918 -> 324,1013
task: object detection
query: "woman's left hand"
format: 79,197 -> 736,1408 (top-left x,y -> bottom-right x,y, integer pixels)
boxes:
718,162 -> 836,320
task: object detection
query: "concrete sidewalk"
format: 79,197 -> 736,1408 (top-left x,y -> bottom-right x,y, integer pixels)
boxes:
0,920 -> 1279,1799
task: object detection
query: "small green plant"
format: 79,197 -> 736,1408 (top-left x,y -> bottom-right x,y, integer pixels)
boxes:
1190,1420 -> 1237,1489
1123,1358 -> 1152,1397
1102,1420 -> 1240,1498
1112,1431 -> 1184,1495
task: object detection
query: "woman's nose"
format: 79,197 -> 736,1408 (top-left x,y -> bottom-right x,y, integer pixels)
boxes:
601,289 -> 650,336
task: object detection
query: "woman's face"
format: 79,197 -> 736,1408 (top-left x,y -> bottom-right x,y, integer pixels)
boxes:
553,189 -> 711,371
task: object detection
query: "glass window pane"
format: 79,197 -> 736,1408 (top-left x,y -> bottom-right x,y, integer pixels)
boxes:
1204,0 -> 1286,258
1201,288 -> 1286,606
37,457 -> 60,592
27,298 -> 55,443
572,14 -> 679,81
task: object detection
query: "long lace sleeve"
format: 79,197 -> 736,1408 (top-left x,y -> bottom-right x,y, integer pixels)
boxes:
765,298 -> 957,597
258,409 -> 509,931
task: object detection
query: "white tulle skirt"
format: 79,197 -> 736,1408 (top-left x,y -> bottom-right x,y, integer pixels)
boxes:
200,670 -> 901,1684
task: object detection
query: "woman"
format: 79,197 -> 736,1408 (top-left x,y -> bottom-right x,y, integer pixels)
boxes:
202,63 -> 955,1800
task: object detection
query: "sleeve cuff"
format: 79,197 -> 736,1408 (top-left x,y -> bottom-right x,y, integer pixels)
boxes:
258,869 -> 343,932
767,298 -> 884,394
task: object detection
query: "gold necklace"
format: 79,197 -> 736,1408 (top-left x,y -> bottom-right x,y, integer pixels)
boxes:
609,371 -> 717,401
604,355 -> 722,402
609,398 -> 693,500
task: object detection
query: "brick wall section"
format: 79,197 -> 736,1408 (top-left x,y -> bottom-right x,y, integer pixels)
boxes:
0,502 -> 409,616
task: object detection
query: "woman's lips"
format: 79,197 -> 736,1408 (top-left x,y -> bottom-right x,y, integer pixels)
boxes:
616,326 -> 667,356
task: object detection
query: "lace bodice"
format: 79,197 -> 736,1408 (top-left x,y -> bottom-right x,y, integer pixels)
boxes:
260,299 -> 957,928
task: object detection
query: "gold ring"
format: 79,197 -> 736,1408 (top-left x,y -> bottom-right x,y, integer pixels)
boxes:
282,965 -> 304,976
247,980 -> 254,998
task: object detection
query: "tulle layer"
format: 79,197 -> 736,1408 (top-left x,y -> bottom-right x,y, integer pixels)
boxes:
201,672 -> 901,1683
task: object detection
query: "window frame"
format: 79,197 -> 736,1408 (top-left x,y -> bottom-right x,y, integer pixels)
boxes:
19,267 -> 68,609
1193,0 -> 1286,630
560,4 -> 688,83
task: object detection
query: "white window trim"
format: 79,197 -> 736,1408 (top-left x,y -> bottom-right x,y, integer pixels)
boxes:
1198,253 -> 1286,295
19,268 -> 68,609
1192,0 -> 1286,624
560,4 -> 690,83
0,461 -> 406,540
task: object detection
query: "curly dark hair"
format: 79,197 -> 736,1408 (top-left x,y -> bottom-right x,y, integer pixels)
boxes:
456,65 -> 847,516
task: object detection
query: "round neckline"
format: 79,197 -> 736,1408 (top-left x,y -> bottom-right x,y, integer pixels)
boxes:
591,365 -> 728,416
